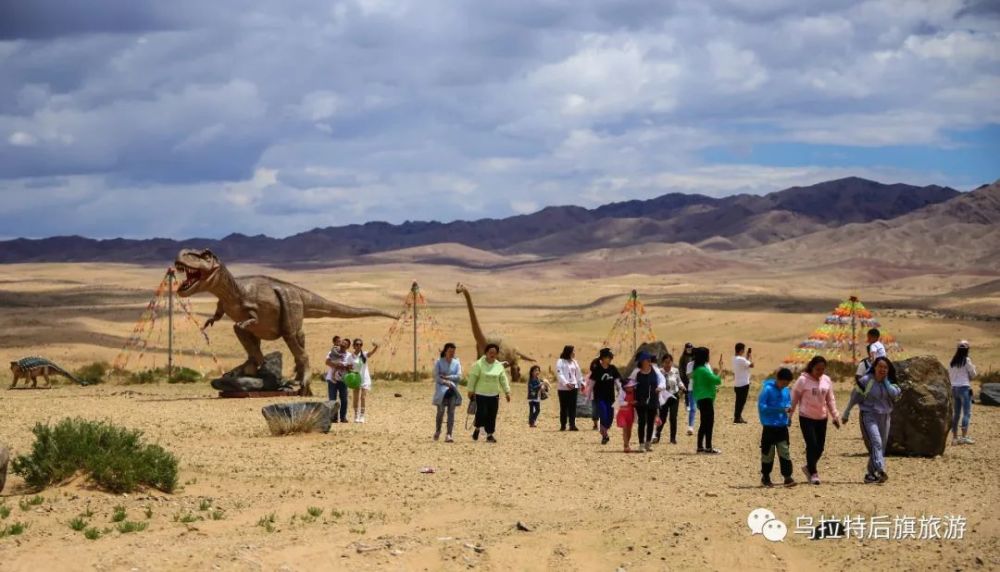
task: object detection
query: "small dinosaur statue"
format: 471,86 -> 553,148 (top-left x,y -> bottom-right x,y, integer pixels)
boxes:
455,282 -> 535,382
174,249 -> 398,396
9,357 -> 86,388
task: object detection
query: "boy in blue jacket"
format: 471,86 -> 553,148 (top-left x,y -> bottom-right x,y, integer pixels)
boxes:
758,368 -> 796,487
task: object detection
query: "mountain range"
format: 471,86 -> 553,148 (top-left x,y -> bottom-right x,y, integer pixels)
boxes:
1,177 -> 996,270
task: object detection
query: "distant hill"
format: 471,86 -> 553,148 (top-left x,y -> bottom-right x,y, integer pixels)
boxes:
0,177 -> 963,264
741,179 -> 1000,270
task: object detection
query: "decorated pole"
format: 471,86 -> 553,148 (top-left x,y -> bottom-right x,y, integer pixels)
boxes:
631,289 -> 638,358
411,281 -> 419,382
849,295 -> 859,363
167,267 -> 175,379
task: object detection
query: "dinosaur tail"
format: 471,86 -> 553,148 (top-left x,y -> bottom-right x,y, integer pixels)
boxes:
49,363 -> 87,386
303,294 -> 399,320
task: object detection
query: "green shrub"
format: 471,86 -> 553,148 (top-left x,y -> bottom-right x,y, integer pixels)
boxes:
11,418 -> 178,493
0,522 -> 27,537
69,517 -> 88,531
127,369 -> 158,384
116,520 -> 147,534
75,362 -> 110,385
111,505 -> 127,522
0,504 -> 10,519
83,527 -> 101,540
168,367 -> 202,384
210,509 -> 224,521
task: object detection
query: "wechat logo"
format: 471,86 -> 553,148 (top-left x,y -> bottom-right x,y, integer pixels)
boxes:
748,508 -> 788,542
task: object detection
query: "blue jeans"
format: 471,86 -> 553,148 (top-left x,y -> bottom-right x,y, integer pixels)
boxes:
328,380 -> 348,422
952,386 -> 972,434
687,392 -> 697,427
595,399 -> 614,430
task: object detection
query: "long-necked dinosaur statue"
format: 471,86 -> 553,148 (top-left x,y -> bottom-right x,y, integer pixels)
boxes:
455,282 -> 535,382
175,248 -> 398,396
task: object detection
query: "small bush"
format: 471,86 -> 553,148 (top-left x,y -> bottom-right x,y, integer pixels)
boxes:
80,504 -> 94,518
75,362 -> 110,385
174,512 -> 199,523
111,505 -> 127,522
0,504 -> 10,519
11,418 -> 178,493
116,520 -> 148,534
83,527 -> 101,540
257,513 -> 276,533
126,369 -> 158,384
198,499 -> 212,511
168,367 -> 202,384
1,522 -> 27,537
69,517 -> 88,531
307,507 -> 323,518
19,495 -> 43,511
210,509 -> 224,521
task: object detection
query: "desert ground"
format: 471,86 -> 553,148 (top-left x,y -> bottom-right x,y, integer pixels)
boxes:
1,258 -> 998,571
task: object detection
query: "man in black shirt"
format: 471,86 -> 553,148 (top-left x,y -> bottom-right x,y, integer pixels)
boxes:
590,348 -> 622,445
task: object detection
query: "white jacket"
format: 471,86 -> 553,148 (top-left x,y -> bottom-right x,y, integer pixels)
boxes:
659,366 -> 682,406
556,359 -> 584,391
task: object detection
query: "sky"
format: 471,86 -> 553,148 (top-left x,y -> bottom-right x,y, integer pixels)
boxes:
1,0 -> 998,239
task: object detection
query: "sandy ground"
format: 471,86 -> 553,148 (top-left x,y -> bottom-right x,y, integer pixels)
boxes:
1,260 -> 999,570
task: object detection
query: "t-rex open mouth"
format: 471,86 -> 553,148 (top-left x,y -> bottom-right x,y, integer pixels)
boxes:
175,264 -> 203,292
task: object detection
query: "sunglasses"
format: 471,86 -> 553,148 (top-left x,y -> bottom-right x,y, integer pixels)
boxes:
354,341 -> 363,345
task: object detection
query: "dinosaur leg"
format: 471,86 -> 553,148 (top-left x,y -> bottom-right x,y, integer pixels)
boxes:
233,325 -> 266,376
30,373 -> 37,388
9,372 -> 18,389
283,329 -> 311,396
42,368 -> 51,388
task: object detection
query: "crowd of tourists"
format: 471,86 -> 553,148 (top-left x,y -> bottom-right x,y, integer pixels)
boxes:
323,331 -> 979,487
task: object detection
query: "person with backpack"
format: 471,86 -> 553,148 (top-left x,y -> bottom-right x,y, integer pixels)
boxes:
758,368 -> 796,487
690,347 -> 722,454
841,357 -> 901,483
432,342 -> 462,443
948,340 -> 977,445
789,356 -> 841,485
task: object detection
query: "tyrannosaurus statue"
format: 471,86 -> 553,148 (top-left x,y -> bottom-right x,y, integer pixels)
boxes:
455,282 -> 535,382
174,248 -> 398,396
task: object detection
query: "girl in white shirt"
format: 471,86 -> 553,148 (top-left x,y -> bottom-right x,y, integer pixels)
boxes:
556,345 -> 585,431
948,341 -> 977,445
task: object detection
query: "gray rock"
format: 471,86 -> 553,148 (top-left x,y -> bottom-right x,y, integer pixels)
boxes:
622,341 -> 671,375
0,445 -> 9,493
980,383 -> 1000,406
261,402 -> 333,435
212,352 -> 289,392
575,391 -> 592,417
888,355 -> 952,457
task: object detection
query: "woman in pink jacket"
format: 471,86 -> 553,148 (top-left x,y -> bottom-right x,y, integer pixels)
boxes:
789,356 -> 841,485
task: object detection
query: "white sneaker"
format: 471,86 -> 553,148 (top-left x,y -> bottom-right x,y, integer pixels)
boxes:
960,436 -> 974,444
686,427 -> 694,436
358,415 -> 366,424
952,438 -> 960,446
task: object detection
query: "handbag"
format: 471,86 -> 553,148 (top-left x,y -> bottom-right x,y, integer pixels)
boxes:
540,381 -> 550,401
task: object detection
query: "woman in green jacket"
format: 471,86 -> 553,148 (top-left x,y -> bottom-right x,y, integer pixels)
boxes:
467,343 -> 512,443
690,346 -> 723,454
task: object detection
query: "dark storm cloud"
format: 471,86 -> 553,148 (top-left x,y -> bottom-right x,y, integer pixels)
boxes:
0,0 -> 193,40
0,0 -> 996,238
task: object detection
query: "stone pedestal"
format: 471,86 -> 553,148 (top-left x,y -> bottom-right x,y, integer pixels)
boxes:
211,351 -> 295,392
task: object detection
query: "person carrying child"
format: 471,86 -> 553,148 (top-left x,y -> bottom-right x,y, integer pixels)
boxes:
758,368 -> 797,487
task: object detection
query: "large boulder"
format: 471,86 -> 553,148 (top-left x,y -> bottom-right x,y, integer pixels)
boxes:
212,352 -> 291,392
621,341 -> 671,375
261,402 -> 334,435
888,355 -> 952,457
0,445 -> 9,493
980,383 -> 1000,406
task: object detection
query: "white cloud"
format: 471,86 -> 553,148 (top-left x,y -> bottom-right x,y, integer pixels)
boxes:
8,131 -> 37,146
